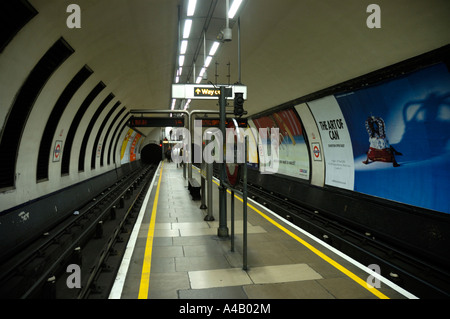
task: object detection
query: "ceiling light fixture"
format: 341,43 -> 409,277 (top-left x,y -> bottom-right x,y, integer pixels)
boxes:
184,99 -> 192,110
183,19 -> 192,39
205,56 -> 213,67
209,42 -> 220,56
179,55 -> 185,67
228,0 -> 243,19
180,40 -> 188,54
187,0 -> 197,17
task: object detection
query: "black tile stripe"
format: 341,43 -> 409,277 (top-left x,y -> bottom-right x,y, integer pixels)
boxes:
36,66 -> 93,181
61,82 -> 105,175
90,100 -> 121,169
78,92 -> 114,172
0,38 -> 74,189
0,0 -> 38,53
108,113 -> 130,165
100,107 -> 126,167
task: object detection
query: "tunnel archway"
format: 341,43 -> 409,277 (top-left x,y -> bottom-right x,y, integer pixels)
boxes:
141,143 -> 162,165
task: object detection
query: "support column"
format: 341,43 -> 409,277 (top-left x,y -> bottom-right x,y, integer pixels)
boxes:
217,86 -> 229,238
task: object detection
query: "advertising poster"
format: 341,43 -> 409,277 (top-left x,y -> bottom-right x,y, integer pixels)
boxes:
335,63 -> 450,213
252,108 -> 310,179
120,128 -> 134,161
245,120 -> 260,169
129,133 -> 142,162
252,115 -> 278,174
307,96 -> 355,190
121,129 -> 136,164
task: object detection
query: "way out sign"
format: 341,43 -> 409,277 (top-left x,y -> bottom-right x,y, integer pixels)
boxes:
53,140 -> 63,162
172,84 -> 247,100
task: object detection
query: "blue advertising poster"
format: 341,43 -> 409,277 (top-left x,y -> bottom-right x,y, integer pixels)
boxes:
335,63 -> 450,214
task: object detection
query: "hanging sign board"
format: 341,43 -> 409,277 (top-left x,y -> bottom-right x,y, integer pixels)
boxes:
172,84 -> 247,100
129,117 -> 185,127
199,118 -> 248,128
194,87 -> 222,98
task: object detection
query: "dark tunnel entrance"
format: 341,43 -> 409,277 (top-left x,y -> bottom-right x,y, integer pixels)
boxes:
141,143 -> 162,165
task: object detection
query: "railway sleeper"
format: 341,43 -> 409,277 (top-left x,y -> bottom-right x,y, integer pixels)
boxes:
1,165 -> 156,299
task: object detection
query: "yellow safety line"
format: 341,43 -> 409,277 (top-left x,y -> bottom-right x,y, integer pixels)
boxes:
138,162 -> 164,299
240,197 -> 389,299
211,177 -> 389,299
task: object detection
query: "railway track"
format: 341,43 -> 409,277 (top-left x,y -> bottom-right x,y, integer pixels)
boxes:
0,164 -> 156,299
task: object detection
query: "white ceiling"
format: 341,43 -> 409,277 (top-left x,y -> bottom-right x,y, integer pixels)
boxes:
31,0 -> 450,117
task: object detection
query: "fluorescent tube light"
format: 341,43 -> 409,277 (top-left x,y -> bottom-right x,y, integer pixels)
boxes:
187,0 -> 197,16
196,76 -> 202,84
228,0 -> 243,19
183,19 -> 192,39
199,67 -> 206,77
209,42 -> 220,56
179,55 -> 185,67
184,99 -> 192,110
205,56 -> 213,67
180,40 -> 188,54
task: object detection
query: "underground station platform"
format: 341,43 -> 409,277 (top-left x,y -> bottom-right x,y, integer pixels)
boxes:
109,161 -> 412,301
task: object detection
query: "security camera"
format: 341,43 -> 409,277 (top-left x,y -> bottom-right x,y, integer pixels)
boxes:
217,28 -> 232,42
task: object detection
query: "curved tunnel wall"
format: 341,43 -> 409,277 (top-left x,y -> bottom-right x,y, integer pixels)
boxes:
1,0 -> 449,271
0,2 -> 142,213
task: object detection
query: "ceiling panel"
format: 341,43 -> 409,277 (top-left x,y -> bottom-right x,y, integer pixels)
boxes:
30,0 -> 450,117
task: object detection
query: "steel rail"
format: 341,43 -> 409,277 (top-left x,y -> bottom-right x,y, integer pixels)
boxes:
20,165 -> 154,298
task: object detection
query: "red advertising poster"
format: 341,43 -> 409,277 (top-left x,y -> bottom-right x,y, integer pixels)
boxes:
252,108 -> 310,179
129,134 -> 141,162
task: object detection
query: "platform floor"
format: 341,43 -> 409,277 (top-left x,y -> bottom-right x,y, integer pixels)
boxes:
110,161 -> 410,300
